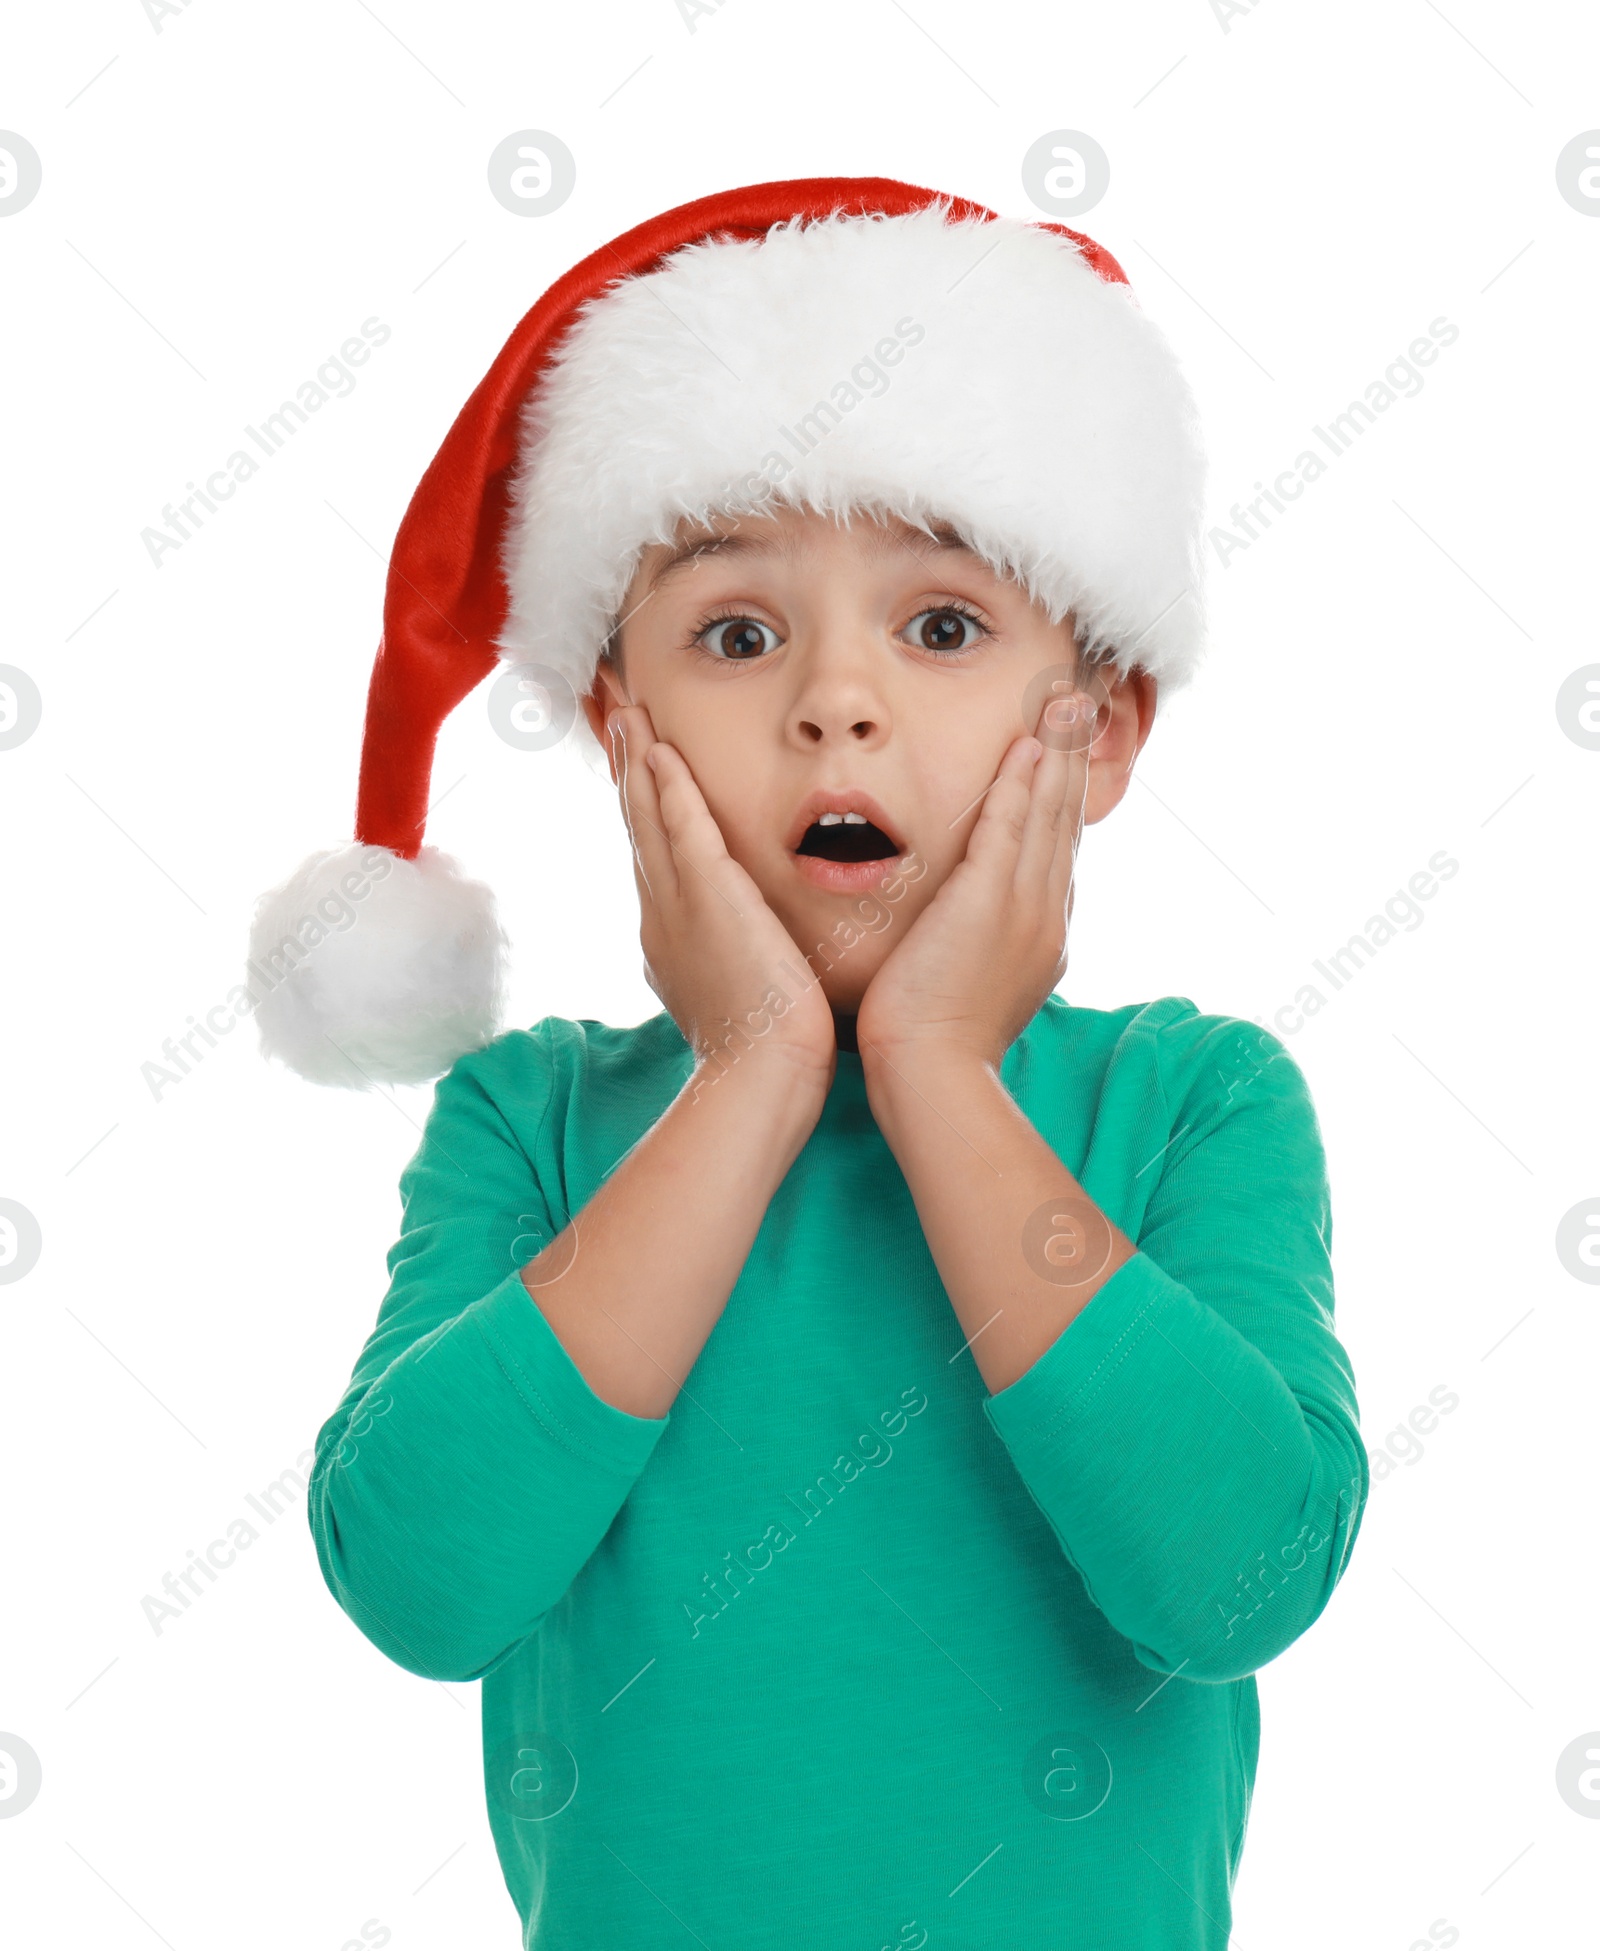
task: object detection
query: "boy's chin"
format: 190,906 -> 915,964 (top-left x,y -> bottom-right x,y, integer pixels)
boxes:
766,868 -> 941,980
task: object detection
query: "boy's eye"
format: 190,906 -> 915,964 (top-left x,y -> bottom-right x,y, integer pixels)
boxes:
698,617 -> 781,660
902,607 -> 985,654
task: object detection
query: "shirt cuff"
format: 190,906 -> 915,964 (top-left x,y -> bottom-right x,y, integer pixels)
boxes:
982,1248 -> 1183,1444
471,1268 -> 671,1475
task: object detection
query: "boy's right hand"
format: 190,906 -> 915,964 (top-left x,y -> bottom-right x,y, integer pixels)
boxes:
607,705 -> 838,1097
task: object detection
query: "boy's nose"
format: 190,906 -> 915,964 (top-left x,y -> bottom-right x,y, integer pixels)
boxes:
786,644 -> 891,748
793,708 -> 882,746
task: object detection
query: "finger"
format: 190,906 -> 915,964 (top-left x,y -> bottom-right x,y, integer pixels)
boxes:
959,735 -> 1041,880
609,707 -> 659,894
1031,740 -> 1087,919
1018,691 -> 1093,894
1043,750 -> 1089,928
611,706 -> 679,903
1046,700 -> 1096,907
643,741 -> 753,920
1013,723 -> 1075,892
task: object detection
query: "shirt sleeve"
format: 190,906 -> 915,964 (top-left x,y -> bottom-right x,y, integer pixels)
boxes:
307,1031 -> 671,1683
982,1017 -> 1368,1684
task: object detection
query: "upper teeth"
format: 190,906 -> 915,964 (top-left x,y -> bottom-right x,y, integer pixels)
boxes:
818,812 -> 867,826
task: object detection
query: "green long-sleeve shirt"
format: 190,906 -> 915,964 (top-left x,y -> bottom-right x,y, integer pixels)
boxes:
309,994 -> 1366,1949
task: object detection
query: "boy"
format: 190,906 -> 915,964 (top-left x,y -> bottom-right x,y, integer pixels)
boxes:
252,178 -> 1367,1947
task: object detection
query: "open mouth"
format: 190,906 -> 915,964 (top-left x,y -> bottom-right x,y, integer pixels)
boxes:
785,790 -> 906,891
795,813 -> 900,864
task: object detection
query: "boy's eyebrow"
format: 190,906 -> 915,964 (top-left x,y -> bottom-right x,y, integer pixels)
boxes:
899,520 -> 981,563
645,530 -> 765,591
644,517 -> 983,592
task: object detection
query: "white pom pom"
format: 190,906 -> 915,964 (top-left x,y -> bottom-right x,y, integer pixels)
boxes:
246,842 -> 507,1088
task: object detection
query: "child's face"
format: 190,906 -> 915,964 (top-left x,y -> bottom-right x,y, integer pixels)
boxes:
583,505 -> 1155,1012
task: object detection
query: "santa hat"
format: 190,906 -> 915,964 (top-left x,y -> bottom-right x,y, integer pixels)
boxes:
246,174 -> 1208,1090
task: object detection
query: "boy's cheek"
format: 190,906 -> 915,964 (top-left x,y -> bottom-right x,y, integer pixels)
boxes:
886,851 -> 931,891
650,744 -> 750,853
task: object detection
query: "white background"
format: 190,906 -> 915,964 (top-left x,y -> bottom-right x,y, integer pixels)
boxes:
2,2 -> 1597,1946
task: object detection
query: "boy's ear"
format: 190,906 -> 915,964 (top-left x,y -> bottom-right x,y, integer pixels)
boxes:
579,659 -> 629,769
1083,667 -> 1158,828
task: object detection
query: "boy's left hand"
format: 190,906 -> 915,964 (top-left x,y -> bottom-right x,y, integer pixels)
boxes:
856,699 -> 1092,1074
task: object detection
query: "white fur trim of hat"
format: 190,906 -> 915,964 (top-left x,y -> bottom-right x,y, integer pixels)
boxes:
498,203 -> 1208,730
